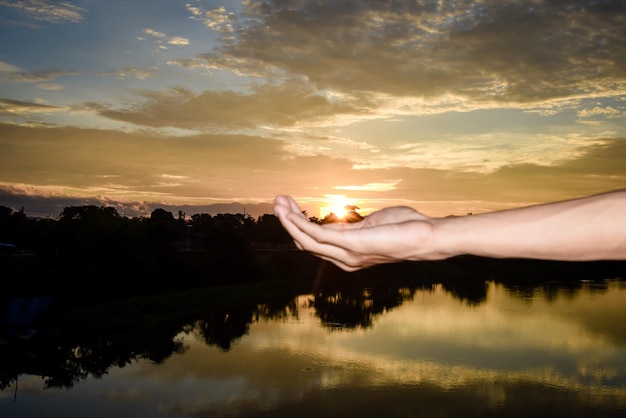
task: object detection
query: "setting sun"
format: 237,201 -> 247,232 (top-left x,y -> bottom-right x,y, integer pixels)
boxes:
320,194 -> 352,219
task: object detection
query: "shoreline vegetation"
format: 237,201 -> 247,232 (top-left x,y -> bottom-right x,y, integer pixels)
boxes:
3,250 -> 626,331
2,204 -> 626,362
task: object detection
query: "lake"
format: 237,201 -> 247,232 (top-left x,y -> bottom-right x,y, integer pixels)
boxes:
2,272 -> 626,417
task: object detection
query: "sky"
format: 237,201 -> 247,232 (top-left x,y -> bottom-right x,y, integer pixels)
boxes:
0,0 -> 625,219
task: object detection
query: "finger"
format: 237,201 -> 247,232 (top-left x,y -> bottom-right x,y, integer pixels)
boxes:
312,249 -> 364,272
281,213 -> 365,265
275,195 -> 294,209
273,202 -> 290,219
319,221 -> 364,231
289,218 -> 376,268
275,200 -> 371,269
274,205 -> 304,245
275,195 -> 307,221
288,212 -> 356,249
284,195 -> 307,219
274,195 -> 295,215
290,213 -> 400,260
275,204 -> 315,244
316,255 -> 362,272
274,195 -> 289,208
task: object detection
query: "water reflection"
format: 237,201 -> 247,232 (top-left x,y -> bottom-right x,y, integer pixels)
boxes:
171,280 -> 626,417
2,260 -> 626,417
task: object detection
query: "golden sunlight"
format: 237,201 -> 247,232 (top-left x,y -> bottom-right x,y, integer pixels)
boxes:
319,194 -> 352,219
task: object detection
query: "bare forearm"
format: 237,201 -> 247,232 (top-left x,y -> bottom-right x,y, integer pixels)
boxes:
431,189 -> 626,261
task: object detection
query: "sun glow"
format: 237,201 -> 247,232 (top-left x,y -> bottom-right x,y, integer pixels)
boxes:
319,194 -> 352,219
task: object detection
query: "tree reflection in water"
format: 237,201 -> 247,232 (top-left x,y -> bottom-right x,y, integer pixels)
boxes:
310,262 -> 427,329
1,256 -> 626,393
0,322 -> 189,390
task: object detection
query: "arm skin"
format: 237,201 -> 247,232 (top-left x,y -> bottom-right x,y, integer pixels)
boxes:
274,189 -> 626,272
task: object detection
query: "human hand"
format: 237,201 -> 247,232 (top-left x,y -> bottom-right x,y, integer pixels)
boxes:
274,195 -> 438,271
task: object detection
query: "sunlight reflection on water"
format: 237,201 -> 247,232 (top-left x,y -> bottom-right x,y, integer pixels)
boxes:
2,280 -> 626,417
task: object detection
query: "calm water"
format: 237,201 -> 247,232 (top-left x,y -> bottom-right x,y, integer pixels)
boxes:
2,279 -> 626,417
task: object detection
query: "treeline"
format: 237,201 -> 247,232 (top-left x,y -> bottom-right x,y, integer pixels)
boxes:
0,205 -> 298,300
3,204 -> 626,303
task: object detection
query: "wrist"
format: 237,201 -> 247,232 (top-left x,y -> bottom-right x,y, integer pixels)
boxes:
430,217 -> 467,259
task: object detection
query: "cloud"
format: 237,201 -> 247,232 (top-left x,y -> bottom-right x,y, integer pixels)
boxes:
193,53 -> 277,78
0,61 -> 21,72
166,58 -> 208,70
36,83 -> 64,91
186,4 -> 235,33
1,68 -> 81,83
0,98 -> 64,116
143,28 -> 166,38
0,121 -> 363,217
168,36 -> 190,46
455,137 -> 626,203
0,185 -> 277,219
334,181 -> 400,192
94,81 -> 373,129
0,0 -> 85,24
200,0 -> 626,106
142,28 -> 190,47
1,119 -> 624,217
578,106 -> 624,119
309,138 -> 626,213
0,121 -> 326,196
106,67 -> 154,80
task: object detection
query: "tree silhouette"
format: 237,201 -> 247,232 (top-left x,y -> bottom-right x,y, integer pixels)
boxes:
320,204 -> 364,224
320,212 -> 340,224
343,204 -> 364,223
149,208 -> 182,246
254,214 -> 292,245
